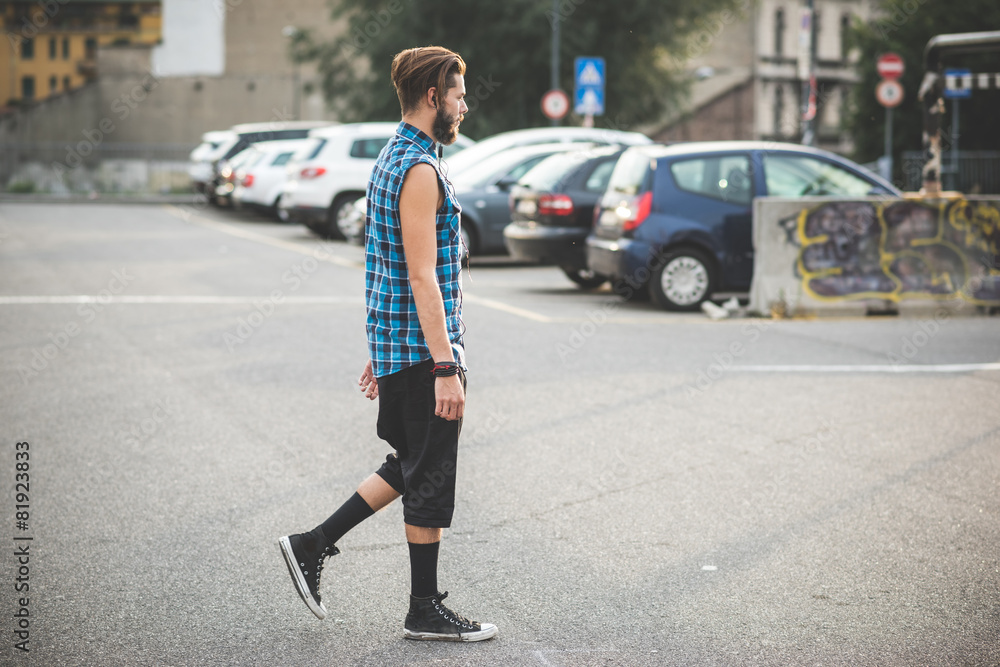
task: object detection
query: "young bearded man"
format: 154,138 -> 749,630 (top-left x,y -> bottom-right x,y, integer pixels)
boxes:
278,46 -> 497,643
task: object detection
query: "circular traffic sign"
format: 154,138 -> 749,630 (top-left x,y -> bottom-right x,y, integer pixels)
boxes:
876,53 -> 904,80
541,89 -> 570,120
876,79 -> 904,107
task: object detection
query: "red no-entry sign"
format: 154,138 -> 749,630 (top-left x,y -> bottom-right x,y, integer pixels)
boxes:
877,53 -> 905,80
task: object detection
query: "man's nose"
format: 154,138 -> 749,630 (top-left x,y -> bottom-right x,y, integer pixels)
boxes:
460,100 -> 469,114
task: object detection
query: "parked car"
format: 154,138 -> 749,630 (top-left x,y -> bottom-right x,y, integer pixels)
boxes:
213,146 -> 263,208
451,142 -> 605,254
585,141 -> 902,311
281,122 -> 473,240
188,130 -> 236,194
503,145 -> 627,287
207,120 -> 334,205
231,139 -> 311,220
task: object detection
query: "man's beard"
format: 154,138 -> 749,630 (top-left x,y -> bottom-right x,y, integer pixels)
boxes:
432,106 -> 462,145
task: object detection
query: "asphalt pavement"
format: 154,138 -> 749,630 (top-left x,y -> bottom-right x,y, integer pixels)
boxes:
1,202 -> 998,666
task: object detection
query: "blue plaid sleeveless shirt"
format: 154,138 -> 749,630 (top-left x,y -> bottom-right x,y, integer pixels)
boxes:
365,122 -> 464,378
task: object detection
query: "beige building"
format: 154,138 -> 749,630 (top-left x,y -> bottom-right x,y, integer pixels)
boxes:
0,0 -> 343,145
1,1 -> 163,106
655,0 -> 876,153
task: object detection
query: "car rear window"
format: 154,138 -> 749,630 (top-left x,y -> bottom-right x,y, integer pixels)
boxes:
297,138 -> 326,161
350,137 -> 391,159
517,152 -> 590,191
669,154 -> 752,205
271,152 -> 295,167
607,149 -> 653,196
584,159 -> 617,193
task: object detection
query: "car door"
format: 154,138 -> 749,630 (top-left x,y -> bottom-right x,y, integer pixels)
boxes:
665,152 -> 756,289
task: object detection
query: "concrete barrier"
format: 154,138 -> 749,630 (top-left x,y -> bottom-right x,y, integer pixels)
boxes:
750,196 -> 1000,317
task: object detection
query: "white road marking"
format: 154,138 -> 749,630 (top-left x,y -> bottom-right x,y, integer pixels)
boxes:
462,294 -> 554,323
732,363 -> 1000,373
163,205 -> 362,269
0,295 -> 362,305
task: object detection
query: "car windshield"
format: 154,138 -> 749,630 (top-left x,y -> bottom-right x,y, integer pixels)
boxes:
517,151 -> 592,191
763,154 -> 875,197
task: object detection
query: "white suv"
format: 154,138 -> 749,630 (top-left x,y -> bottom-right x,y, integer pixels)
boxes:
279,122 -> 473,240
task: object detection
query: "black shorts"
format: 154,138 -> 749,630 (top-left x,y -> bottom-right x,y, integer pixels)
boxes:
373,359 -> 465,528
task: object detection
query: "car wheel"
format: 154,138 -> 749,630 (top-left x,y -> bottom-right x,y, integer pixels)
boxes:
332,194 -> 366,243
274,195 -> 290,223
323,195 -> 353,240
649,248 -> 717,311
561,265 -> 608,290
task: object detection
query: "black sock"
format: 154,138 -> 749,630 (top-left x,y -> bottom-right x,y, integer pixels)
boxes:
408,541 -> 440,598
316,492 -> 375,546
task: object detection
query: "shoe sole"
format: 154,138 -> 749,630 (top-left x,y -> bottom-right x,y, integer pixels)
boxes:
278,536 -> 327,620
404,623 -> 498,642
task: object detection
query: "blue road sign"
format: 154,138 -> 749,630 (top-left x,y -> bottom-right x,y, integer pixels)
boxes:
944,68 -> 972,99
574,57 -> 605,115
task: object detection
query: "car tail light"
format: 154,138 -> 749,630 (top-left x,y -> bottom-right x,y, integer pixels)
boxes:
241,173 -> 255,187
537,193 -> 574,216
621,191 -> 653,232
300,166 -> 327,179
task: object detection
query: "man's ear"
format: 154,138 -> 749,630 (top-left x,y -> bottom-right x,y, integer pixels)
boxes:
426,86 -> 437,109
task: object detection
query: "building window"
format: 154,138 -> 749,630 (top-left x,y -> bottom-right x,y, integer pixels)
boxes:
63,37 -> 70,59
49,76 -> 58,93
63,76 -> 71,90
774,86 -> 785,138
812,11 -> 821,60
775,9 -> 785,57
22,76 -> 36,100
49,37 -> 57,59
840,14 -> 851,61
21,37 -> 34,60
85,37 -> 97,59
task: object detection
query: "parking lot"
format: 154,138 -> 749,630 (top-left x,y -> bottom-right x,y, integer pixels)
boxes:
2,201 -> 999,666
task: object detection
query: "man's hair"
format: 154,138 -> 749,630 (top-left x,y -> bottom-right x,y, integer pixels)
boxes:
391,46 -> 466,115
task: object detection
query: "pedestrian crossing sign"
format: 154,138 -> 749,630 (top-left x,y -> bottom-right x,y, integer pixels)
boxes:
574,57 -> 605,115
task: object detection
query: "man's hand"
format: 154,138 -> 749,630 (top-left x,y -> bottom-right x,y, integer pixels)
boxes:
434,374 -> 464,421
359,360 -> 379,400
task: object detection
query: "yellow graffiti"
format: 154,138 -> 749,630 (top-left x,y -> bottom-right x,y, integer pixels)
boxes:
795,198 -> 1000,306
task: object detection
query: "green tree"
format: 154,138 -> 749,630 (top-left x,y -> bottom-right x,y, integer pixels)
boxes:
291,0 -> 746,139
846,0 -> 1000,189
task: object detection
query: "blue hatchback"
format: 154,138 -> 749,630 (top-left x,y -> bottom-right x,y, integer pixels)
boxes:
585,141 -> 901,310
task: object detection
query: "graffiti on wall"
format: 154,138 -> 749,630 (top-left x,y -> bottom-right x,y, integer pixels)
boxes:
779,199 -> 1000,305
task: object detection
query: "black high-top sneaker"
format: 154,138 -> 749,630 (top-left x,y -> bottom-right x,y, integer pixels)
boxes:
278,531 -> 339,620
403,591 -> 498,642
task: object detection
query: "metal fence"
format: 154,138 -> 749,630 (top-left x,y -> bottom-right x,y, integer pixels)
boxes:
0,142 -> 196,195
901,150 -> 1000,194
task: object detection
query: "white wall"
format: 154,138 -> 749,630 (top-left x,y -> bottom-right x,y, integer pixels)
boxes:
151,0 -> 226,77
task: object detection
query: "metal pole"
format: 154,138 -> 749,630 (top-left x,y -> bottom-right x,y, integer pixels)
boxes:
951,98 -> 960,191
293,64 -> 301,120
551,0 -> 560,126
884,105 -> 893,183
